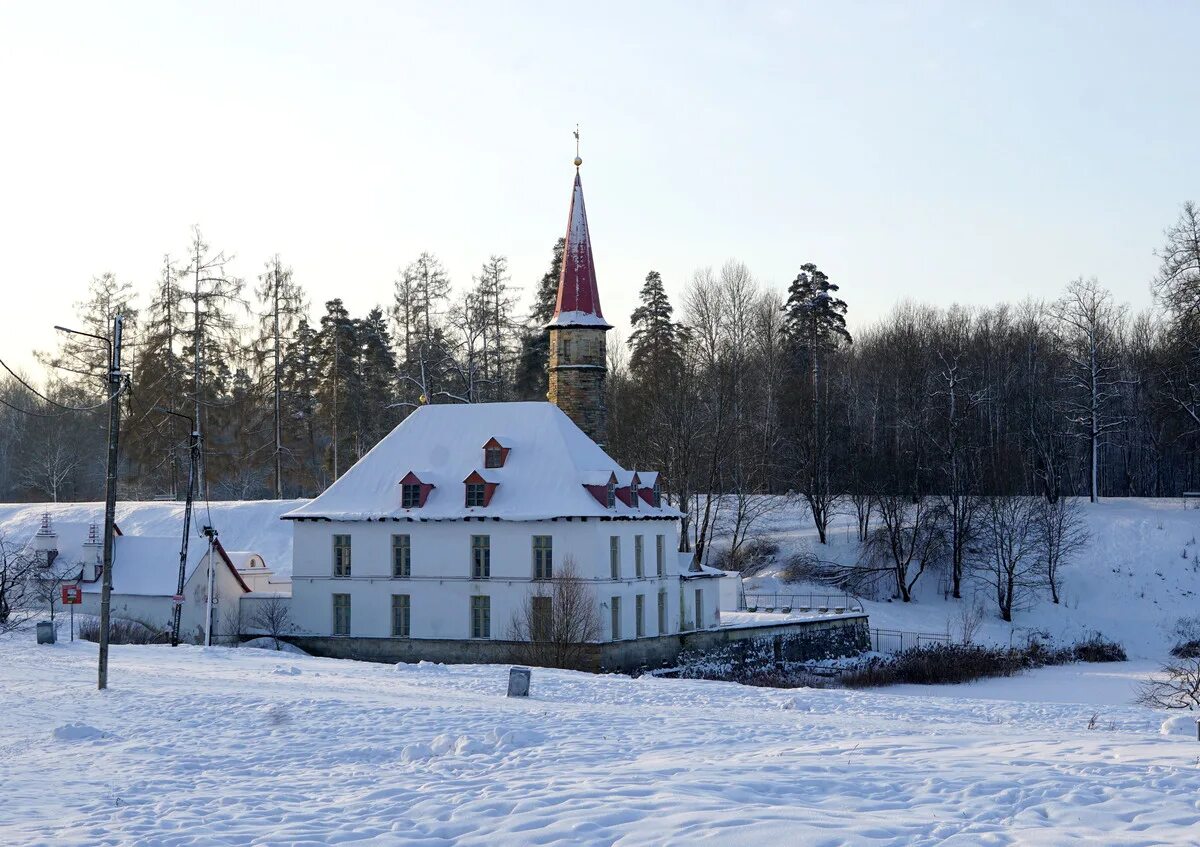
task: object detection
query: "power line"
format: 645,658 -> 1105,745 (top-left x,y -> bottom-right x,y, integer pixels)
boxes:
0,355 -> 111,412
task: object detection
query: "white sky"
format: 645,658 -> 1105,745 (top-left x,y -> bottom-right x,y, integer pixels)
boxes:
1,1 -> 1197,374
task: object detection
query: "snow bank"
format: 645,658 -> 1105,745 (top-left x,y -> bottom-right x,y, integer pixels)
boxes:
1160,713 -> 1200,738
52,722 -> 107,742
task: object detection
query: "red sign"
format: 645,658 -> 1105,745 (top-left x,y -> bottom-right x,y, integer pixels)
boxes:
172,594 -> 185,605
61,585 -> 82,605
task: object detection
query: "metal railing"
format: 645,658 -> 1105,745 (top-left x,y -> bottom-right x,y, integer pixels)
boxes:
741,593 -> 864,614
868,628 -> 951,653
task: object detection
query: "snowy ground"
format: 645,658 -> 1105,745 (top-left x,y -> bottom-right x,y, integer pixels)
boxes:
4,637 -> 1200,846
731,497 -> 1200,657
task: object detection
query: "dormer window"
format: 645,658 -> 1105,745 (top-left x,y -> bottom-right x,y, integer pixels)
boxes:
463,471 -> 498,507
482,438 -> 510,469
606,480 -> 616,508
653,480 -> 662,507
399,471 -> 434,509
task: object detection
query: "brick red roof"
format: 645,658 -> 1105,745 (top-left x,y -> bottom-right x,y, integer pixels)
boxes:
550,172 -> 611,329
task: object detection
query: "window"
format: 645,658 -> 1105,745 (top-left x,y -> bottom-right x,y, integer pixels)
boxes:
694,588 -> 704,631
391,594 -> 410,637
609,536 -> 620,580
471,535 -> 490,579
485,446 -> 503,468
611,596 -> 621,640
532,595 -> 551,642
656,535 -> 665,577
333,593 -> 351,635
392,534 -> 411,578
634,535 -> 644,578
652,481 -> 662,507
401,484 -> 421,509
606,481 -> 616,508
333,534 -> 351,577
532,535 -> 553,580
466,482 -> 486,507
657,590 -> 667,635
471,595 -> 491,638
635,594 -> 645,638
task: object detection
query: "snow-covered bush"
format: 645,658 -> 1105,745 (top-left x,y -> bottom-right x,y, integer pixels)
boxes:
79,617 -> 170,645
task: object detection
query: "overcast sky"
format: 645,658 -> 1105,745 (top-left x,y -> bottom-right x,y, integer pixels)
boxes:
1,1 -> 1196,374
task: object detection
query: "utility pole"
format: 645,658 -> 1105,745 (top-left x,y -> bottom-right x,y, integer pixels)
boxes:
56,316 -> 123,690
156,407 -> 198,646
98,315 -> 123,690
202,525 -> 218,646
272,259 -> 283,499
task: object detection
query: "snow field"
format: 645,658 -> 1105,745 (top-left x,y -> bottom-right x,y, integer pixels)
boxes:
3,637 -> 1200,846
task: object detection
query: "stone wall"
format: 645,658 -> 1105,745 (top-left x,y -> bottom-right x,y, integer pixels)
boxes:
282,614 -> 869,675
547,326 -> 607,444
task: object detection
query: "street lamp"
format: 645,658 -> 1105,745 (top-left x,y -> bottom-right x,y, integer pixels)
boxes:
55,318 -> 123,690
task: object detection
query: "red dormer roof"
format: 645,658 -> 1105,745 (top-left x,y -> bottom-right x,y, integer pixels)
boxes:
549,171 -> 611,329
482,437 -> 511,469
399,471 -> 435,508
463,470 -> 499,507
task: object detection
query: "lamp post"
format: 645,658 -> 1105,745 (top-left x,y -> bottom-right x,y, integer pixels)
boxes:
55,317 -> 123,690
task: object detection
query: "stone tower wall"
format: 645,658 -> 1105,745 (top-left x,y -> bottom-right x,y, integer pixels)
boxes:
548,326 -> 608,444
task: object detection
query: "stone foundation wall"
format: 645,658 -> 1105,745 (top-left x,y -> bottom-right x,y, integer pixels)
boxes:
282,615 -> 869,675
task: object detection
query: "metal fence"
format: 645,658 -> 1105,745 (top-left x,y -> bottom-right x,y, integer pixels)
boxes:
868,628 -> 951,653
741,593 -> 864,614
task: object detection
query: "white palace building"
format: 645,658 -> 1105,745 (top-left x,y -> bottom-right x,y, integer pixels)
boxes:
283,158 -> 722,662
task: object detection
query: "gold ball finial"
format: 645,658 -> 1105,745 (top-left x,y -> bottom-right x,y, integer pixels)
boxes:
574,156 -> 583,167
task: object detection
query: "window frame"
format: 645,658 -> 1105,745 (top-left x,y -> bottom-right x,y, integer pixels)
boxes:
606,481 -> 616,508
471,534 -> 491,579
532,535 -> 553,580
484,446 -> 504,469
466,482 -> 486,508
401,483 -> 421,509
634,534 -> 644,578
610,595 -> 622,640
635,594 -> 645,638
694,588 -> 704,631
531,595 -> 551,642
471,595 -> 491,639
332,592 -> 351,636
656,534 -> 665,577
333,534 -> 352,578
391,593 -> 411,637
609,535 -> 620,580
657,589 -> 668,635
391,533 -> 411,578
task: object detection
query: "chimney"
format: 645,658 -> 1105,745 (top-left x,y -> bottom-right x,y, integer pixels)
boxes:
81,521 -> 102,582
33,513 -> 58,567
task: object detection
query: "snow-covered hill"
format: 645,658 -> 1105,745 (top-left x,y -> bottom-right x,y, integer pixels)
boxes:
0,499 -> 303,577
729,497 -> 1200,657
1,637 -> 1196,846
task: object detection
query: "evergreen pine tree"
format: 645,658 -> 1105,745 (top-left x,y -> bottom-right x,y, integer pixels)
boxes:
628,270 -> 687,382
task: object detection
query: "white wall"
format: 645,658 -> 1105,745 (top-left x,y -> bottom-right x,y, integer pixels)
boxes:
290,517 -> 685,642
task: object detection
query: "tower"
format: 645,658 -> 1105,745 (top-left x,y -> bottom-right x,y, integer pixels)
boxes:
547,153 -> 611,445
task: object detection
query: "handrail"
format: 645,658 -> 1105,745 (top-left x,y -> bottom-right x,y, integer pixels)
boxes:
741,592 -> 864,613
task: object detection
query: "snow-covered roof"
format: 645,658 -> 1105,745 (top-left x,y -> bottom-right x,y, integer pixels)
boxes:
283,402 -> 680,522
224,551 -> 269,572
81,536 -> 210,597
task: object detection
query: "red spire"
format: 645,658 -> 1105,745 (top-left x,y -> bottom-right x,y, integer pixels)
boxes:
549,170 -> 611,329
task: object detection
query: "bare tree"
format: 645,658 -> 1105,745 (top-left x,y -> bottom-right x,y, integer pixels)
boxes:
855,493 -> 945,602
250,596 -> 295,650
1051,278 -> 1130,502
507,557 -> 601,670
1136,657 -> 1200,710
1033,495 -> 1088,604
0,533 -> 34,634
973,497 -> 1041,622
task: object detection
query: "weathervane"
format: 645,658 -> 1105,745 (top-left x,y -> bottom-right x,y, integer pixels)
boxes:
573,124 -> 582,168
